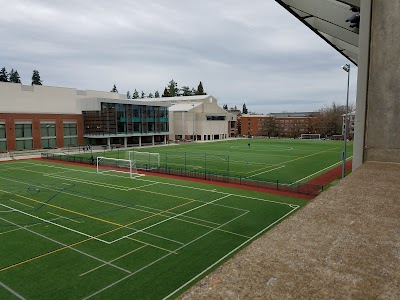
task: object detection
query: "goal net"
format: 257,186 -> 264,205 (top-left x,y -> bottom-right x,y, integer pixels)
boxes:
125,151 -> 160,170
300,134 -> 321,140
96,157 -> 141,178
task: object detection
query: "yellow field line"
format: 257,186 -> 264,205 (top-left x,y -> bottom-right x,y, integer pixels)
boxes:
0,189 -> 122,227
0,189 -> 194,273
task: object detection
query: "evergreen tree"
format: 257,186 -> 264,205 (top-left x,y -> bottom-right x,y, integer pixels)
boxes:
223,104 -> 228,110
31,70 -> 42,85
132,89 -> 139,99
167,79 -> 179,97
126,91 -> 131,99
191,88 -> 196,96
110,84 -> 118,93
195,81 -> 206,95
154,91 -> 160,98
181,86 -> 192,96
141,91 -> 145,98
9,70 -> 21,83
148,93 -> 153,98
234,105 -> 237,110
242,103 -> 248,114
162,87 -> 169,97
0,67 -> 8,82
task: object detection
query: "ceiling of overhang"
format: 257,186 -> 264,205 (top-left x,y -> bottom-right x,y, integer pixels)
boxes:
275,0 -> 360,65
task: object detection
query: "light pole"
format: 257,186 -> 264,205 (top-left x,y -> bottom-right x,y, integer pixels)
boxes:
342,63 -> 350,178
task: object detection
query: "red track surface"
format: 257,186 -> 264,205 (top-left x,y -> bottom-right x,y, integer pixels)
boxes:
11,158 -> 351,200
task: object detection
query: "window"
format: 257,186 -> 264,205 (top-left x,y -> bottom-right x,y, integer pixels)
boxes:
41,123 -> 56,137
15,123 -> 32,138
0,123 -> 6,151
63,122 -> 78,147
15,123 -> 33,150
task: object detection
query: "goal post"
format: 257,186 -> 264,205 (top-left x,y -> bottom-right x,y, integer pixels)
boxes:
96,156 -> 140,178
125,151 -> 160,170
300,133 -> 321,140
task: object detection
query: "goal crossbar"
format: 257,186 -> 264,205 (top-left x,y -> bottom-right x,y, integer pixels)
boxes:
300,133 -> 321,140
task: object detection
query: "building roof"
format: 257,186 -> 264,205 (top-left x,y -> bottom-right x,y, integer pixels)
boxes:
275,0 -> 360,65
168,103 -> 202,112
138,95 -> 213,102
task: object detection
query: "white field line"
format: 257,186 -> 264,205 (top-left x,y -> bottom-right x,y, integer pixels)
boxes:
83,209 -> 249,300
109,195 -> 232,244
0,281 -> 26,300
79,245 -> 146,277
162,205 -> 299,300
294,156 -> 353,184
0,223 -> 42,236
24,161 -> 295,207
129,182 -> 159,189
9,199 -> 35,208
126,236 -> 178,254
0,204 -> 110,244
243,146 -> 341,176
0,175 -> 185,247
47,212 -> 82,224
245,165 -> 286,179
0,216 -> 131,274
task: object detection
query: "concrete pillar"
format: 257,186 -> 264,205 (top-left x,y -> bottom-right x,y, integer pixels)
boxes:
363,0 -> 400,163
152,136 -> 155,145
139,136 -> 142,147
107,138 -> 111,149
124,137 -> 128,148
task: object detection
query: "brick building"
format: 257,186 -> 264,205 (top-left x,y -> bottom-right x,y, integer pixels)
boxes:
239,112 -> 320,137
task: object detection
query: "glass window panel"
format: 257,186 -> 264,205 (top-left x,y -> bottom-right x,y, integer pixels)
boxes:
16,140 -> 25,150
0,141 -> 6,151
24,139 -> 33,150
15,124 -> 23,138
48,126 -> 56,136
24,124 -> 32,137
0,126 -> 6,139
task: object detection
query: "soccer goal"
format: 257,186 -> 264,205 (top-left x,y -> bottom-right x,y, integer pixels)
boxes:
125,151 -> 160,170
300,133 -> 321,140
96,157 -> 142,178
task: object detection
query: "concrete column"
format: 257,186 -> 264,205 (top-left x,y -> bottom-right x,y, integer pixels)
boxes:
107,138 -> 111,149
124,137 -> 128,148
152,136 -> 155,145
139,136 -> 142,147
363,0 -> 400,164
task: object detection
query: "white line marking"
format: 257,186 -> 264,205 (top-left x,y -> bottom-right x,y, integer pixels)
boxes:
245,165 -> 286,179
47,212 -> 81,223
129,182 -> 159,190
9,199 -> 35,209
79,246 -> 146,277
0,216 -> 131,274
110,195 -> 232,244
0,281 -> 26,300
0,223 -> 42,235
0,204 -> 110,244
162,206 -> 298,300
294,156 -> 353,183
83,208 -> 250,299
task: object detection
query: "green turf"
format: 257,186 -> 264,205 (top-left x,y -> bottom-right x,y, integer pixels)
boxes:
0,160 -> 308,299
84,138 -> 353,183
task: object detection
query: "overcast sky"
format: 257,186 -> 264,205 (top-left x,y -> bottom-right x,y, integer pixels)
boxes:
1,0 -> 357,114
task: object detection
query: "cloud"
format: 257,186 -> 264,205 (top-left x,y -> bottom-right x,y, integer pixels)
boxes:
0,0 -> 357,113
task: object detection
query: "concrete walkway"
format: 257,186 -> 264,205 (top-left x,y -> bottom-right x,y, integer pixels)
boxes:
180,161 -> 400,299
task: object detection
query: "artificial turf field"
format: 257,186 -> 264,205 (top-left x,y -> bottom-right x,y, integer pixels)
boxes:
0,159 -> 308,299
90,138 -> 353,183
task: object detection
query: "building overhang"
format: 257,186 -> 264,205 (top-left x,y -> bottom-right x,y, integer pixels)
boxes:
275,0 -> 360,65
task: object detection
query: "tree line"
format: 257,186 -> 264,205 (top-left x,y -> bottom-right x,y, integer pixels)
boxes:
111,79 -> 206,99
0,67 -> 42,85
